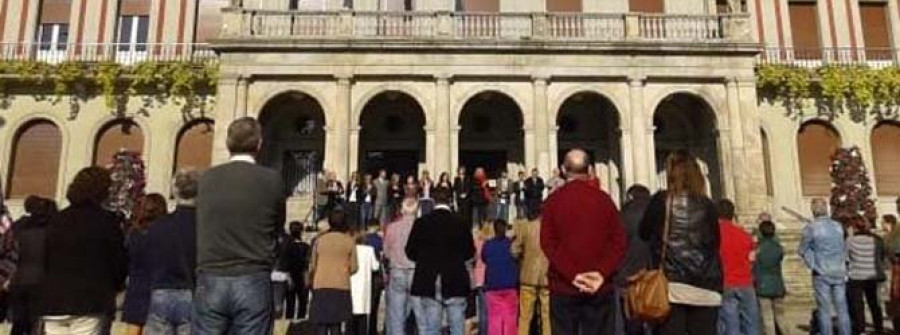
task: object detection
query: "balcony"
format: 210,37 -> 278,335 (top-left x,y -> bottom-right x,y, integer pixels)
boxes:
0,43 -> 217,64
760,47 -> 899,68
217,9 -> 755,47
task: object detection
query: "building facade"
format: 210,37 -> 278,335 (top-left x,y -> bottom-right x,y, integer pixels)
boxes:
0,0 -> 898,233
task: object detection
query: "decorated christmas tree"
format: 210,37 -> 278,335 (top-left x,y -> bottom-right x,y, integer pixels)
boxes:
105,149 -> 147,219
829,146 -> 878,225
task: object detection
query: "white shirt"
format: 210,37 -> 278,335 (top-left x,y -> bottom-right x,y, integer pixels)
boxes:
230,154 -> 256,164
350,245 -> 381,315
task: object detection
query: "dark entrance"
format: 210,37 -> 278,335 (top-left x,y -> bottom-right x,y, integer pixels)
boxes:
363,150 -> 419,179
460,150 -> 507,178
359,91 -> 426,178
459,91 -> 525,176
556,91 -> 623,200
653,93 -> 722,198
258,91 -> 325,196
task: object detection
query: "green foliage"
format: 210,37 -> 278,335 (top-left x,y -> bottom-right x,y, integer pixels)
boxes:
0,60 -> 218,113
758,64 -> 900,119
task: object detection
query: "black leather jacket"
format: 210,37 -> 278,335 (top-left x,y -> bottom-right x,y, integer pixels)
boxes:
639,191 -> 723,293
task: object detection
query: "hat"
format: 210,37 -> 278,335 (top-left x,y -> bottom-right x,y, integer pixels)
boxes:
401,198 -> 419,216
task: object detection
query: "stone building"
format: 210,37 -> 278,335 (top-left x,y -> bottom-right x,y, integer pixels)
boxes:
0,0 -> 899,300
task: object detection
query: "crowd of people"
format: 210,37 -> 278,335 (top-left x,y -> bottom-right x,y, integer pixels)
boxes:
0,116 -> 898,335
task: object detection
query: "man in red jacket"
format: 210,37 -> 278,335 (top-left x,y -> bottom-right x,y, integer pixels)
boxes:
540,149 -> 627,335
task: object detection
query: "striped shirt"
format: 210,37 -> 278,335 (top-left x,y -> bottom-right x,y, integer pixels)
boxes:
847,234 -> 878,280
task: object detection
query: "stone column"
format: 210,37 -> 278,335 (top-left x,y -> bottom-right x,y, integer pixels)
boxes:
434,75 -> 452,174
737,78 -> 769,219
331,75 -> 352,181
533,76 -> 551,177
628,76 -> 652,188
725,77 -> 745,207
349,127 -> 360,175
212,75 -> 246,164
548,127 -> 559,172
451,126 -> 460,172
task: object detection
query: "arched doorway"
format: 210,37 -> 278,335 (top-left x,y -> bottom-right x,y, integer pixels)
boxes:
359,91 -> 426,178
653,93 -> 723,198
94,119 -> 144,167
174,119 -> 214,172
557,92 -> 622,199
259,91 -> 326,196
459,91 -> 525,177
797,121 -> 841,197
872,121 -> 900,196
7,120 -> 63,199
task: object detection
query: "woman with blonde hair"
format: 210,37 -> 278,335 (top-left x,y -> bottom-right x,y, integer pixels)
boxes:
639,150 -> 722,335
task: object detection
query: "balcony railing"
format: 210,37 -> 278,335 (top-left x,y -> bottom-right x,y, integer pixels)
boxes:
0,43 -> 217,64
221,9 -> 753,44
760,47 -> 899,68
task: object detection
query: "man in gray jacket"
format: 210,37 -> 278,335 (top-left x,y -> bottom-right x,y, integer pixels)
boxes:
374,169 -> 390,224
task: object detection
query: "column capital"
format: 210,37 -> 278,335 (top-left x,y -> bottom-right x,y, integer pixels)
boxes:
335,74 -> 353,84
628,76 -> 647,86
532,74 -> 551,84
434,74 -> 453,82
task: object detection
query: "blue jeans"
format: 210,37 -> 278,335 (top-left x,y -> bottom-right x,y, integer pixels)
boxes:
476,288 -> 488,335
718,287 -> 761,335
145,289 -> 193,335
193,272 -> 274,335
515,201 -> 527,220
386,269 -> 418,335
813,276 -> 851,335
360,203 -> 374,226
494,202 -> 509,222
412,293 -> 467,335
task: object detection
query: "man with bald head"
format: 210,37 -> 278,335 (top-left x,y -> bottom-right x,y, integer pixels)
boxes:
540,149 -> 626,335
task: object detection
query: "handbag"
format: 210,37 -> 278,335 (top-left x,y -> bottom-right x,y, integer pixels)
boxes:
625,196 -> 672,323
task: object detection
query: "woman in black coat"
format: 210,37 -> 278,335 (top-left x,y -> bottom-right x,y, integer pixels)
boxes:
9,196 -> 56,335
41,167 -> 128,334
639,150 -> 723,335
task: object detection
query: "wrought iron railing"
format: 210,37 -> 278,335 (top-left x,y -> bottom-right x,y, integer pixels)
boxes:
0,43 -> 217,64
759,47 -> 898,68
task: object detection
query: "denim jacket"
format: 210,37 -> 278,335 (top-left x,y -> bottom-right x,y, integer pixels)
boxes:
799,216 -> 847,282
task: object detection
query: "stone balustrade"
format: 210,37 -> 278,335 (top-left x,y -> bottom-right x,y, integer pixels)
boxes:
220,9 -> 754,44
0,43 -> 217,64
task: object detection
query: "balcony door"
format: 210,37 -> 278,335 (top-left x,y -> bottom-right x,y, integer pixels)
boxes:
116,15 -> 149,64
36,23 -> 69,62
788,1 -> 821,60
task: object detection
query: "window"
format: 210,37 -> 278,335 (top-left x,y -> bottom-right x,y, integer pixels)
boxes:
547,0 -> 581,12
788,1 -> 821,59
36,23 -> 68,51
117,15 -> 149,51
860,2 -> 891,60
195,0 -> 228,42
175,120 -> 214,172
872,122 -> 900,195
797,122 -> 840,196
380,0 -> 412,10
629,0 -> 664,13
94,120 -> 144,166
6,120 -> 62,199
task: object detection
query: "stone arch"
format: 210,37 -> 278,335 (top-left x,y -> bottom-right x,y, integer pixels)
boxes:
358,90 -> 427,178
354,84 -> 432,130
254,85 -> 333,124
647,87 -> 726,128
6,118 -> 64,199
556,91 -> 623,199
258,90 -> 327,196
652,92 -> 723,198
871,121 -> 900,196
796,120 -> 841,197
458,90 -> 525,176
454,84 -> 531,130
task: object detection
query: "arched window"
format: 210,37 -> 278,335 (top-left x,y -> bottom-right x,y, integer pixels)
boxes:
7,120 -> 63,199
175,120 -> 214,172
872,122 -> 900,195
94,120 -> 144,167
761,128 -> 774,197
797,121 -> 841,196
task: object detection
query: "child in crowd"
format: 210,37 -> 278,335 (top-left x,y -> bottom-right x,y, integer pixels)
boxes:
468,224 -> 492,335
351,230 -> 381,335
482,220 -> 518,335
754,220 -> 789,335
